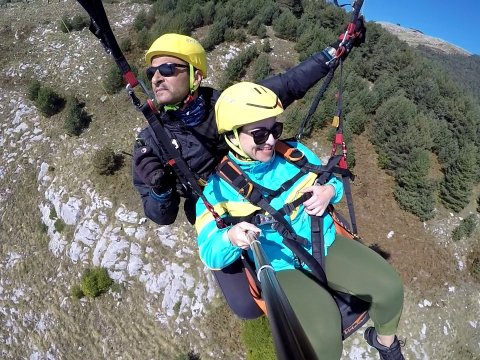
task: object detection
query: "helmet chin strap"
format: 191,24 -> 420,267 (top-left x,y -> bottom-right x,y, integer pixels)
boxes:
164,64 -> 198,112
225,129 -> 252,161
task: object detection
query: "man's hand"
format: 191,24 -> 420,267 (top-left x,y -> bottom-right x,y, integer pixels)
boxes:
326,16 -> 366,62
345,16 -> 366,47
133,146 -> 166,189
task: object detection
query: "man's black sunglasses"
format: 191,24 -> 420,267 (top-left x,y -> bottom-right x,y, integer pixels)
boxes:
246,122 -> 283,145
146,63 -> 188,80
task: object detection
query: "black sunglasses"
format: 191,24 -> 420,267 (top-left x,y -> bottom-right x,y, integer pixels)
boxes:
246,122 -> 283,145
146,63 -> 188,80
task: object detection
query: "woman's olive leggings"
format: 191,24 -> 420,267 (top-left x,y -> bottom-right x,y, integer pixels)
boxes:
277,235 -> 404,359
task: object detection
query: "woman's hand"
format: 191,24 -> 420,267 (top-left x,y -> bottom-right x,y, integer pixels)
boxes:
301,184 -> 335,217
227,222 -> 261,249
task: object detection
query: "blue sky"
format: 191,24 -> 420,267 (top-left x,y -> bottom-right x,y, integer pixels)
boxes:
361,0 -> 480,55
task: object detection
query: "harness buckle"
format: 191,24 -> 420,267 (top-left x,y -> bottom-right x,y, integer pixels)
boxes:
252,213 -> 277,226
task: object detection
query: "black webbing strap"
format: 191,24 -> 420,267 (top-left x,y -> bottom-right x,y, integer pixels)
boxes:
217,160 -> 307,245
310,215 -> 325,269
77,0 -> 138,87
140,101 -> 225,228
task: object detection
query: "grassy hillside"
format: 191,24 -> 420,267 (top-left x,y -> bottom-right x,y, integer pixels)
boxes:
0,1 -> 479,359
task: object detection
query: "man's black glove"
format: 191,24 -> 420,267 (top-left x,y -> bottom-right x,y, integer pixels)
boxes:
345,16 -> 366,47
133,145 -> 168,191
324,16 -> 366,64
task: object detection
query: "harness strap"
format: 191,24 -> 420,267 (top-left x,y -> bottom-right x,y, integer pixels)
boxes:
217,159 -> 307,245
141,100 -> 226,228
310,215 -> 325,269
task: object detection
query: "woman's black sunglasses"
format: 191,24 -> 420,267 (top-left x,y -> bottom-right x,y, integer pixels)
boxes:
146,63 -> 188,80
246,122 -> 283,145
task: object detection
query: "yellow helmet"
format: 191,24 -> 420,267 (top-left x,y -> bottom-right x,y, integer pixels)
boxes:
215,82 -> 283,134
145,33 -> 208,78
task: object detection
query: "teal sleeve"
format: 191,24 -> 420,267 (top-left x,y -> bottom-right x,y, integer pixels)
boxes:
195,182 -> 243,270
326,176 -> 343,204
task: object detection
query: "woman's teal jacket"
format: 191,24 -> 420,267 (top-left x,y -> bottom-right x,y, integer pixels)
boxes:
195,142 -> 343,272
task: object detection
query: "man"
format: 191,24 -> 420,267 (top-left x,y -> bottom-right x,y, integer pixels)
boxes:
133,23 -> 365,319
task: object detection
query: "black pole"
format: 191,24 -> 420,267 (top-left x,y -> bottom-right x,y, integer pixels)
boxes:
248,235 -> 317,360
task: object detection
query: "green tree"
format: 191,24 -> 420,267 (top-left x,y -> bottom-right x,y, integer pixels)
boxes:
440,144 -> 477,212
344,103 -> 368,135
202,19 -> 228,51
251,53 -> 271,83
189,4 -> 204,28
219,46 -> 258,90
277,0 -> 303,18
259,1 -> 280,26
272,10 -> 298,41
133,9 -> 149,31
393,149 -> 436,220
201,1 -> 215,25
295,25 -> 334,60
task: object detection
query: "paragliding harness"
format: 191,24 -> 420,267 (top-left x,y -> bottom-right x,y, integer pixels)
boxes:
216,140 -> 369,340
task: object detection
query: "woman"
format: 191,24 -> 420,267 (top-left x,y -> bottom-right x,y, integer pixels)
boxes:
195,82 -> 405,360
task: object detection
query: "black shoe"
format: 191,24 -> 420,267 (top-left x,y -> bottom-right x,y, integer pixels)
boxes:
364,327 -> 405,360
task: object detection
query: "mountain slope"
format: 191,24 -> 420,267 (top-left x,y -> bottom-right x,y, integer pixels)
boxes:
0,1 -> 479,360
376,21 -> 471,56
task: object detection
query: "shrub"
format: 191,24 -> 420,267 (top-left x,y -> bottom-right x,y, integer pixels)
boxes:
452,214 -> 477,242
119,38 -> 133,53
133,9 -> 149,31
469,254 -> 480,280
136,28 -> 151,51
224,28 -> 247,43
70,14 -> 90,31
64,96 -> 91,136
49,207 -> 58,220
80,267 -> 114,298
59,14 -> 89,33
27,79 -> 41,101
54,218 -> 66,233
248,16 -> 262,36
92,146 -> 124,175
174,351 -> 200,360
71,284 -> 84,299
35,86 -> 64,117
256,25 -> 267,39
262,39 -> 272,53
103,64 -> 124,94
